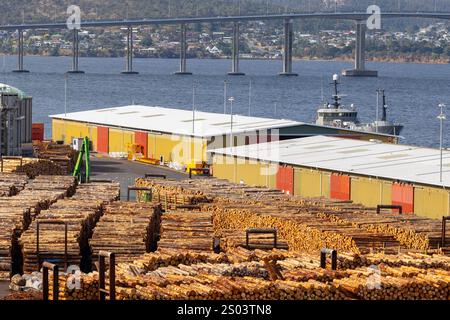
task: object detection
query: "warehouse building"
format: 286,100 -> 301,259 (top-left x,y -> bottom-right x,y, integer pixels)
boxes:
209,136 -> 450,220
0,83 -> 33,156
51,105 -> 397,166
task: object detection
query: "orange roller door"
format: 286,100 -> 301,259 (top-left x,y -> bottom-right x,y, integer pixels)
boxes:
392,183 -> 414,214
276,166 -> 294,195
330,173 -> 351,200
135,132 -> 148,157
97,126 -> 109,154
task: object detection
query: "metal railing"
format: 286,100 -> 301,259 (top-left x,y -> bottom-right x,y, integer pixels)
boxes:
42,262 -> 59,301
320,248 -> 338,270
246,228 -> 278,250
189,168 -> 210,179
377,205 -> 403,214
98,251 -> 116,301
37,220 -> 68,271
144,174 -> 167,179
127,186 -> 153,202
442,216 -> 450,248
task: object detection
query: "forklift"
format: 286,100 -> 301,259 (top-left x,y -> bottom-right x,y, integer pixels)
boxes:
73,137 -> 91,183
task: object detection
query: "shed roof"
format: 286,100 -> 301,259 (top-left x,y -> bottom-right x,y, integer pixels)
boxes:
50,105 -> 305,138
209,135 -> 450,188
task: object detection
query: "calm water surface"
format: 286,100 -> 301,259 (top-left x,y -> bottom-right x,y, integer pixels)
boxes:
0,55 -> 448,148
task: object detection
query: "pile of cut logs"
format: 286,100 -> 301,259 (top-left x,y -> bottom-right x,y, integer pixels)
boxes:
136,178 -> 444,254
0,176 -> 77,280
14,160 -> 67,179
0,158 -> 39,173
158,211 -> 214,252
90,202 -> 162,265
71,182 -> 121,203
20,181 -> 120,273
33,141 -> 78,174
20,200 -> 104,273
54,247 -> 450,300
0,173 -> 28,197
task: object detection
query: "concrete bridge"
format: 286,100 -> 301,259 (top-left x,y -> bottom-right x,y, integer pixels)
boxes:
1,12 -> 449,76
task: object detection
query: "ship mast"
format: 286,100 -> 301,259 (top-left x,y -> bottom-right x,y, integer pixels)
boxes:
331,74 -> 341,109
377,89 -> 387,122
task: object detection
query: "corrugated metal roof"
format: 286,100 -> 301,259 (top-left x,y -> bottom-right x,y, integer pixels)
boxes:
50,105 -> 304,138
209,135 -> 450,188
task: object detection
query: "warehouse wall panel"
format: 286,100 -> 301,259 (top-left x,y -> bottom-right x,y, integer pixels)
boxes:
97,126 -> 109,154
380,181 -> 392,205
321,172 -> 331,198
109,128 -> 134,153
351,177 -> 382,208
212,155 -> 235,182
134,132 -> 148,156
414,187 -> 449,219
331,173 -> 351,200
392,183 -> 414,214
295,168 -> 322,198
277,166 -> 294,195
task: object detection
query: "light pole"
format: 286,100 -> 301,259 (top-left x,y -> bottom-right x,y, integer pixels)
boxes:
223,80 -> 229,114
229,97 -> 235,150
438,103 -> 446,183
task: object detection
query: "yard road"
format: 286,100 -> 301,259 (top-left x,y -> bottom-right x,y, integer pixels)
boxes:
89,155 -> 205,200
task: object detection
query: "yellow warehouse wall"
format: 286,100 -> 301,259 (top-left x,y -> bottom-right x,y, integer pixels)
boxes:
109,129 -> 134,153
52,119 -> 98,151
351,177 -> 384,208
212,156 -> 276,188
149,133 -> 207,164
321,172 -> 331,198
414,186 -> 449,219
213,155 -> 235,182
295,168 -> 322,198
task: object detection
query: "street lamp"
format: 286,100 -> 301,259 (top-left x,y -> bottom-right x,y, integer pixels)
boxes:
228,96 -> 235,150
438,103 -> 446,183
223,80 -> 229,114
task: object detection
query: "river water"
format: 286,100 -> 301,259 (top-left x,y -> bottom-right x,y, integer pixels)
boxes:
0,55 -> 448,148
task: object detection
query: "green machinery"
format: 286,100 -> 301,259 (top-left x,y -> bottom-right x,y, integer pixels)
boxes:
73,137 -> 91,183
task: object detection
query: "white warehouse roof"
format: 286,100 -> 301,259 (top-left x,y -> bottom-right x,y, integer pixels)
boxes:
50,105 -> 304,138
209,135 -> 450,188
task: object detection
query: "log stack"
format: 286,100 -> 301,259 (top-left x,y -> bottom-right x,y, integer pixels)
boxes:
90,202 -> 162,265
20,200 -> 104,273
0,173 -> 28,197
0,176 -> 77,280
0,158 -> 39,173
14,160 -> 67,179
138,178 -> 444,254
33,141 -> 78,174
158,211 -> 214,252
71,182 -> 120,203
20,181 -> 121,273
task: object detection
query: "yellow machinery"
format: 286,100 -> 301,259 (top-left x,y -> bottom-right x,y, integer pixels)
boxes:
186,161 -> 209,175
128,144 -> 160,165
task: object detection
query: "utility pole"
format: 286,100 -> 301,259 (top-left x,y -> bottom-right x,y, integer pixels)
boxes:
438,103 -> 446,183
192,83 -> 196,134
229,97 -> 235,150
248,80 -> 252,116
223,80 -> 229,114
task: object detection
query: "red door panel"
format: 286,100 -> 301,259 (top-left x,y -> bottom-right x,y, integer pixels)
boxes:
331,173 -> 351,200
97,126 -> 109,154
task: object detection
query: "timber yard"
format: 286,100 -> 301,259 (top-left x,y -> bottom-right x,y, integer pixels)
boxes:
0,81 -> 448,303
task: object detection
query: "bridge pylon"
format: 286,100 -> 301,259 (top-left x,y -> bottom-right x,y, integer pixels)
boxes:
175,24 -> 192,75
279,19 -> 298,76
122,26 -> 139,75
12,29 -> 29,73
342,21 -> 378,77
228,22 -> 245,76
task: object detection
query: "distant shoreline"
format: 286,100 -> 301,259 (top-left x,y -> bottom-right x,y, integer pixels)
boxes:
2,53 -> 449,65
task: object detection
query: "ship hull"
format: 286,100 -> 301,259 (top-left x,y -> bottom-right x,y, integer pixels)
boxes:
356,124 -> 404,136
